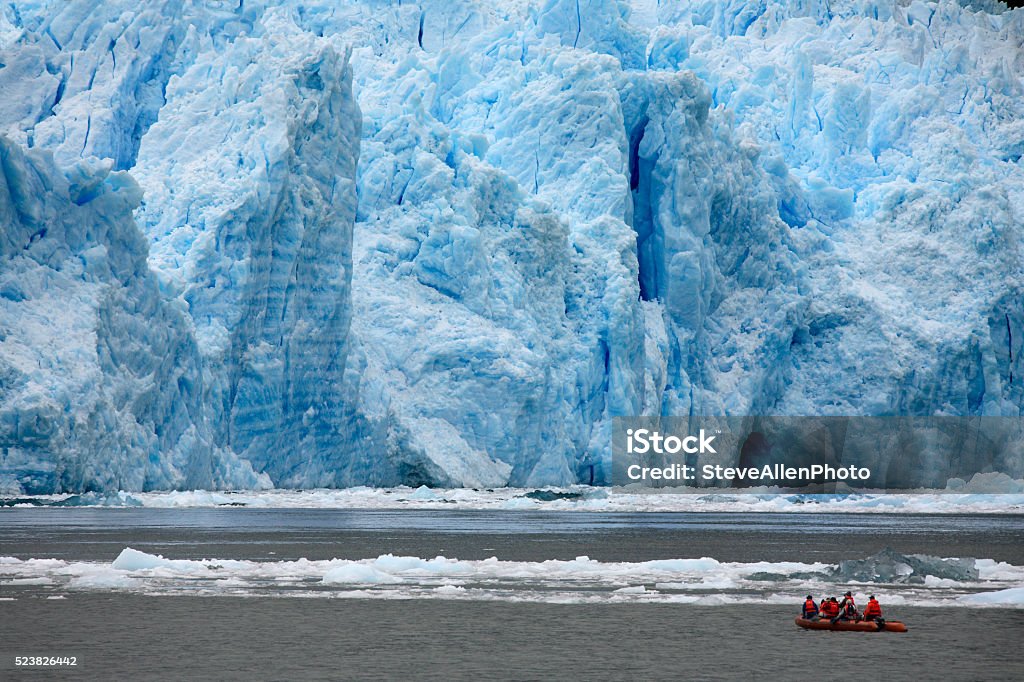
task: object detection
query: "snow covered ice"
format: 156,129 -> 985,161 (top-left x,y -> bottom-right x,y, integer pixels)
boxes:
0,1 -> 1022,493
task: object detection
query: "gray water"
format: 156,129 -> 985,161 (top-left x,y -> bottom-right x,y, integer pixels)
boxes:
2,508 -> 1023,563
1,509 -> 1022,680
2,597 -> 1022,681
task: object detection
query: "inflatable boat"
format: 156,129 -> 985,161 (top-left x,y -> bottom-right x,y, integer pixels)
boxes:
795,617 -> 908,632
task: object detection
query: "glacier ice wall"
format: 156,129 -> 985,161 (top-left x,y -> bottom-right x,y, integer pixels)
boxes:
0,0 -> 198,169
0,138 -> 266,493
0,0 -> 1021,492
646,0 -> 1024,420
132,12 -> 370,487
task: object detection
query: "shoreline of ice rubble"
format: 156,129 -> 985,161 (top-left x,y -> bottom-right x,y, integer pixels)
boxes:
2,473 -> 1024,513
0,547 -> 1022,607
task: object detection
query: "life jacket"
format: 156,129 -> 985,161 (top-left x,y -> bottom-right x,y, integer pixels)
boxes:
803,598 -> 818,616
823,601 -> 840,617
864,599 -> 882,617
842,597 -> 857,615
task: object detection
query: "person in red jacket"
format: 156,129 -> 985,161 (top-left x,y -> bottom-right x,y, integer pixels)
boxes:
802,595 -> 819,620
862,595 -> 883,621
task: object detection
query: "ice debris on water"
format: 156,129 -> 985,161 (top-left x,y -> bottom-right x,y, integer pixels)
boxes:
833,547 -> 980,584
3,546 -> 1021,606
958,587 -> 1024,606
520,490 -> 586,502
53,492 -> 143,507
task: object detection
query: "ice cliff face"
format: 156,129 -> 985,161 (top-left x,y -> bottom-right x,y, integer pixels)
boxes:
647,0 -> 1024,420
0,139 -> 266,492
0,1 -> 1021,492
132,13 -> 367,488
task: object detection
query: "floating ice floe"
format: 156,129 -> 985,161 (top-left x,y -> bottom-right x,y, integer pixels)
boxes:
1,547 -> 1021,607
957,587 -> 1024,606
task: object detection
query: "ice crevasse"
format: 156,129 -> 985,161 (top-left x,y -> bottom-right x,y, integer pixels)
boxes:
0,0 -> 1021,493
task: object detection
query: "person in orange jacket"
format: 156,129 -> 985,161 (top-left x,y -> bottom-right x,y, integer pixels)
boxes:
802,594 -> 819,620
821,597 -> 840,618
862,595 -> 883,621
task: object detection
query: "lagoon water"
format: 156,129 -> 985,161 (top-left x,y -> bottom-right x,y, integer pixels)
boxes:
1,510 -> 1022,680
2,509 -> 1022,564
2,597 -> 1023,681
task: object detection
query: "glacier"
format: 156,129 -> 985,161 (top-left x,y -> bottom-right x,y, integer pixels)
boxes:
0,0 -> 1022,493
0,137 -> 266,492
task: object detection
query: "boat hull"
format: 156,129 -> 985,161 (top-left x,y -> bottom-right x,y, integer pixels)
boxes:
795,617 -> 908,633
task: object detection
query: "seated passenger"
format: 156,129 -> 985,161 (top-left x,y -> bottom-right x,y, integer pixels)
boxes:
834,591 -> 858,622
862,595 -> 883,621
802,594 -> 819,620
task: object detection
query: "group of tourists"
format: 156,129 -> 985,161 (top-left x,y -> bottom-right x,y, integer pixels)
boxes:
801,592 -> 883,624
